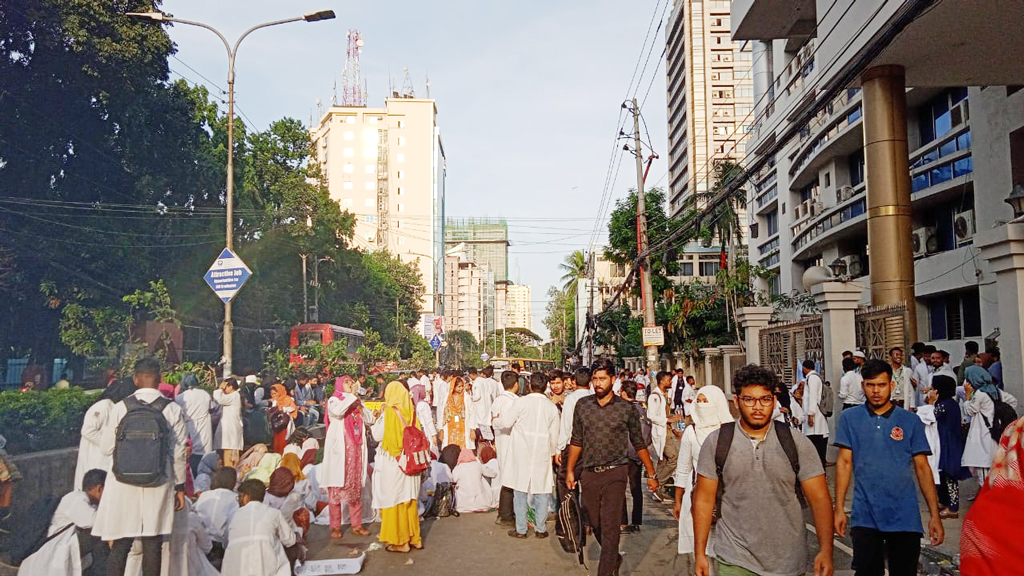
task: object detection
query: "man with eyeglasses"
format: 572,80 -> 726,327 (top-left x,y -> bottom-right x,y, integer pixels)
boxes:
692,364 -> 834,576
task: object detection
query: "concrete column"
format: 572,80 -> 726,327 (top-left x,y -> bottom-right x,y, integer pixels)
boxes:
811,282 -> 862,384
736,306 -> 775,366
861,65 -> 917,341
975,224 -> 1024,403
701,347 -> 722,390
719,345 -> 744,393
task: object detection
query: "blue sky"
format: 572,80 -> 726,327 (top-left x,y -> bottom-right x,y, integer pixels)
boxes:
161,0 -> 669,339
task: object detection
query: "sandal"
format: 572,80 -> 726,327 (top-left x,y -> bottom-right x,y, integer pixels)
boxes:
386,544 -> 411,553
411,543 -> 424,550
330,529 -> 343,539
351,526 -> 371,536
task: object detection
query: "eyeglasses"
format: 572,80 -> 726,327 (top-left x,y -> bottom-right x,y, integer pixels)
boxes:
738,395 -> 775,407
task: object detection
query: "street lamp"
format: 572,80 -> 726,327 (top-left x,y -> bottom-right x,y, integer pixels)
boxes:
1006,183 -> 1024,220
127,9 -> 335,377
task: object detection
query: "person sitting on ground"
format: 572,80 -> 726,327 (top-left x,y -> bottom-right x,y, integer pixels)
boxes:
20,469 -> 109,576
193,467 -> 239,557
193,452 -> 220,494
222,479 -> 297,576
451,447 -> 500,513
265,467 -> 307,553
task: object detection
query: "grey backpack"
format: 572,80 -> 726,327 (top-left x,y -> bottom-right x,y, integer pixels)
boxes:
113,396 -> 172,487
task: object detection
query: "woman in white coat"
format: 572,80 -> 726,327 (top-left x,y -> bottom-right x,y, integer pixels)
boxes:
74,379 -> 135,490
213,378 -> 244,468
962,365 -> 1000,485
176,374 -> 215,464
450,448 -> 499,513
673,385 -> 733,555
322,376 -> 374,539
371,382 -> 422,553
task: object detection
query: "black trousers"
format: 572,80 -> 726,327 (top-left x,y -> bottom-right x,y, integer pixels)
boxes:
498,486 -> 515,522
620,459 -> 643,526
77,529 -> 109,576
109,536 -> 161,576
808,434 -> 828,467
580,466 -> 628,576
851,527 -> 921,576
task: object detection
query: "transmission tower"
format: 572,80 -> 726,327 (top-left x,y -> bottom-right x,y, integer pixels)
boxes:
400,67 -> 415,98
376,128 -> 390,246
341,30 -> 365,106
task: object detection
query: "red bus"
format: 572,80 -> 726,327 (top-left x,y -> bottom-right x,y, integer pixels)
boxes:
289,323 -> 365,365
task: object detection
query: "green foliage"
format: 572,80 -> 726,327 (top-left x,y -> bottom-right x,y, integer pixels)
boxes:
355,329 -> 399,367
0,388 -> 97,454
605,187 -> 679,299
543,285 -> 575,365
559,250 -> 587,294
123,280 -> 179,325
162,361 -> 218,387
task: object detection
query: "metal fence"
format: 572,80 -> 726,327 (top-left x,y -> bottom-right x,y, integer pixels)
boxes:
760,315 -> 824,385
855,303 -> 909,360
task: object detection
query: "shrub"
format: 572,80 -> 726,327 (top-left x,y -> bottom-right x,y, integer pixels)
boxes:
0,388 -> 98,454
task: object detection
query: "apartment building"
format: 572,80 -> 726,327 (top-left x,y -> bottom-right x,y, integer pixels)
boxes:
506,284 -> 532,331
443,244 -> 486,341
310,98 -> 446,322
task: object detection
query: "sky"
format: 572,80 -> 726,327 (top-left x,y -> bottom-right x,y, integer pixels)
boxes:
160,0 -> 670,340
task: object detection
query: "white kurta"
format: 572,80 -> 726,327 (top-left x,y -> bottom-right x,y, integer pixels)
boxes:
647,388 -> 668,459
491,390 -> 518,489
433,377 -> 450,425
471,377 -> 493,428
49,491 -> 96,536
673,426 -> 705,555
916,405 -> 941,485
321,394 -> 373,489
962,391 -> 998,468
680,381 -> 697,417
213,389 -> 243,451
74,398 -> 114,491
19,523 -> 81,575
493,392 -> 559,494
92,388 -> 187,540
370,416 -> 421,510
452,460 -> 498,513
802,372 -> 829,437
150,499 -> 218,576
222,501 -> 296,576
176,388 -> 215,455
416,400 -> 438,443
194,487 -> 238,544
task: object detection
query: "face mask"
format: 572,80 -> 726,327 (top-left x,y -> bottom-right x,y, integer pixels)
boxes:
694,402 -> 717,424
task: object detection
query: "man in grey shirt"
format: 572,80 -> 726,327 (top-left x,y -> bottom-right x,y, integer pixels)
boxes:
693,364 -> 835,576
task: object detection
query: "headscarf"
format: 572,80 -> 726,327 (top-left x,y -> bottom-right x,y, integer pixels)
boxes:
932,374 -> 957,402
197,452 -> 219,478
691,385 -> 734,445
440,444 -> 461,472
411,384 -> 427,405
237,444 -> 268,477
271,383 -> 298,414
279,453 -> 306,481
326,376 -> 353,431
300,448 -> 318,468
99,378 -> 136,404
381,381 -> 415,458
478,444 -> 497,464
966,365 -> 1000,401
244,453 -> 282,485
158,382 -> 176,399
180,374 -> 199,391
444,377 -> 467,423
267,467 -> 295,498
457,447 -> 477,465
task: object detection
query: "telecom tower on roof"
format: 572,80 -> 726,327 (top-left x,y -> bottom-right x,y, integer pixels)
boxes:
341,30 -> 365,107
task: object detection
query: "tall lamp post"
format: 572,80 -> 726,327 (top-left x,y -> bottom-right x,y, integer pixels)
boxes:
127,10 -> 335,377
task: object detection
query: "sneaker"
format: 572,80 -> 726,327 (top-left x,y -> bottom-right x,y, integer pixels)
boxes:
507,529 -> 528,539
624,525 -> 641,534
494,517 -> 515,527
650,492 -> 670,504
535,531 -> 549,539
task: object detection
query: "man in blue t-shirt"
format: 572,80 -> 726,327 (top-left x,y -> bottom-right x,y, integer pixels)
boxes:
834,358 -> 944,576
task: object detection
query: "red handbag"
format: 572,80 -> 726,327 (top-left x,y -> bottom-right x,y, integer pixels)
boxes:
393,406 -> 431,475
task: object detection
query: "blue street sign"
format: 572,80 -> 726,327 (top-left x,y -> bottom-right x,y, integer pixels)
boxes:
430,334 -> 442,351
204,248 -> 252,303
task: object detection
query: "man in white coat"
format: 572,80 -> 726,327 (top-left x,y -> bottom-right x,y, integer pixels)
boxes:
491,371 -> 520,526
20,469 -> 108,576
646,371 -> 672,462
469,367 -> 494,441
801,359 -> 830,467
92,358 -> 187,576
222,479 -> 296,576
433,370 -> 450,425
493,372 -> 560,539
193,467 -> 239,551
176,374 -> 214,471
213,378 -> 244,469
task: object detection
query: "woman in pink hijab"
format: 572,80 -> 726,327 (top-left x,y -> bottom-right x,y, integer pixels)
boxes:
450,448 -> 498,513
322,376 -> 373,538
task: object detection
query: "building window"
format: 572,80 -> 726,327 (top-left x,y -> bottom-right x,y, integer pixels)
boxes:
397,203 -> 404,212
397,136 -> 406,146
364,165 -> 374,174
680,262 -> 694,276
397,154 -> 405,163
699,260 -> 721,276
367,116 -> 378,124
398,237 -> 404,245
343,164 -> 354,174
345,116 -> 355,124
824,172 -> 831,187
918,88 -> 969,145
342,198 -> 353,207
397,170 -> 405,179
397,187 -> 403,196
849,150 -> 865,187
343,182 -> 353,190
927,289 -> 982,340
765,210 -> 779,236
343,131 -> 355,141
397,120 -> 405,129
365,182 -> 375,190
343,148 -> 354,158
396,220 -> 402,229
364,199 -> 374,207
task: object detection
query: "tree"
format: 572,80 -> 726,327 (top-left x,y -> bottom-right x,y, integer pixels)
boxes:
559,250 -> 587,294
604,187 -> 679,300
543,286 -> 575,365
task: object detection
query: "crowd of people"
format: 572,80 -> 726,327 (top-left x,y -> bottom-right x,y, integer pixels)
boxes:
13,337 -> 1024,576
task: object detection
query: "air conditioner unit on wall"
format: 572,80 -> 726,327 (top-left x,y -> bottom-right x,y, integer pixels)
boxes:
810,200 -> 823,216
838,185 -> 855,202
912,227 -> 938,258
843,254 -> 865,278
794,204 -> 803,219
954,209 -> 975,246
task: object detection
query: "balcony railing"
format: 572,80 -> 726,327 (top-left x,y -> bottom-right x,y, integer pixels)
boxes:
910,124 -> 973,193
790,105 -> 863,180
791,182 -> 868,253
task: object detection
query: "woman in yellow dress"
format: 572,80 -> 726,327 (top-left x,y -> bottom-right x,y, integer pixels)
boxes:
370,382 -> 423,552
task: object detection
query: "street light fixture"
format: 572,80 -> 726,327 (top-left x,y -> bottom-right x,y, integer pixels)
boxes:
1006,183 -> 1024,220
828,257 -> 848,279
127,10 -> 335,377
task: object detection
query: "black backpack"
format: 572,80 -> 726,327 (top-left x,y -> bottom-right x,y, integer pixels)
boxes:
982,390 -> 1019,442
6,494 -> 63,565
113,396 -> 172,487
714,422 -> 806,519
425,482 -> 459,519
557,488 -> 587,568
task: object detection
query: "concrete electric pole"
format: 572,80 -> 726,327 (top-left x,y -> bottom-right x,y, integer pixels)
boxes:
630,99 -> 660,378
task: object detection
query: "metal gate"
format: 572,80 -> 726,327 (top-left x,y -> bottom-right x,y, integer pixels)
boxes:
855,303 -> 908,360
759,315 -> 824,386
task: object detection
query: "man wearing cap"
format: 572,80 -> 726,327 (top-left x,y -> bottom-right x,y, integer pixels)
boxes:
853,350 -> 866,373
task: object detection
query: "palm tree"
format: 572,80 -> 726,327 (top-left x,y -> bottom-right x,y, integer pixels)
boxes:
559,249 -> 588,294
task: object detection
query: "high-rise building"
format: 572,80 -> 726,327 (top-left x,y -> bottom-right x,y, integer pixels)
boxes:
310,98 -> 446,319
665,0 -> 754,218
506,284 -> 532,331
445,219 -> 510,337
443,244 -> 485,341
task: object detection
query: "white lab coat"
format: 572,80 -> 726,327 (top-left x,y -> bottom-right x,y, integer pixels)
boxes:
213,389 -> 243,451
18,523 -> 81,575
893,365 -> 915,409
321,394 -> 372,489
416,400 -> 438,446
491,390 -> 518,489
74,398 -> 114,491
471,377 -> 494,428
452,459 -> 499,513
92,389 -> 187,540
141,499 -> 218,576
962,390 -> 998,469
370,416 -> 421,510
839,371 -> 865,405
433,377 -> 450,424
802,372 -> 829,437
916,405 -> 941,485
493,392 -> 559,494
177,388 -> 215,455
557,388 -> 593,451
647,388 -> 669,459
673,426 -> 710,555
194,488 -> 238,544
222,501 -> 295,576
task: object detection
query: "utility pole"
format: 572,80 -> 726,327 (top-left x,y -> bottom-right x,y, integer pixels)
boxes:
631,98 -> 659,377
301,254 -> 309,323
587,250 -> 595,365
